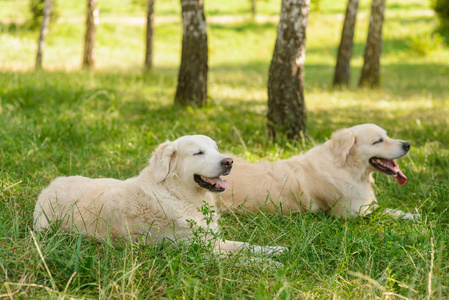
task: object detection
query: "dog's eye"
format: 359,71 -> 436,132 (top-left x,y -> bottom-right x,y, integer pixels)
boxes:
373,138 -> 384,145
194,151 -> 204,156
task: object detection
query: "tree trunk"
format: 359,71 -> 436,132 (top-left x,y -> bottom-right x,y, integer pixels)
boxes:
145,0 -> 155,70
35,0 -> 51,70
82,0 -> 98,69
175,0 -> 208,107
333,0 -> 359,87
251,0 -> 256,17
267,0 -> 310,140
359,0 -> 385,88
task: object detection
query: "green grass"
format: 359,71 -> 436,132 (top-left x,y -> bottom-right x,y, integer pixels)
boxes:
1,0 -> 449,298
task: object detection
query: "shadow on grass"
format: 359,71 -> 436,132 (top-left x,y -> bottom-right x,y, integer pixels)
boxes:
1,58 -> 447,141
0,21 -> 32,33
209,59 -> 449,98
209,21 -> 276,32
308,34 -> 433,63
1,59 -> 448,133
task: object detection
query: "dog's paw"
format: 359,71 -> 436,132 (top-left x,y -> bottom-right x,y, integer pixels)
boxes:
384,208 -> 420,220
253,245 -> 288,255
401,212 -> 420,220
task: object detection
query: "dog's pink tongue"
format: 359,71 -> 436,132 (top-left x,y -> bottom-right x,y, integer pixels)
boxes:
380,159 -> 407,186
207,177 -> 228,189
394,170 -> 407,186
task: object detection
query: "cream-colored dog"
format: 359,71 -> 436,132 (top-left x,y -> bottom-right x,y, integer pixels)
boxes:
220,124 -> 415,219
34,135 -> 285,254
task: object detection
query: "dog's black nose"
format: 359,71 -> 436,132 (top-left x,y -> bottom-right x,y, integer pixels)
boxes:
221,157 -> 233,168
402,142 -> 410,152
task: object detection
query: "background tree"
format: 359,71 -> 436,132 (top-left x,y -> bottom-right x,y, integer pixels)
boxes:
267,0 -> 310,140
333,0 -> 359,87
28,0 -> 59,30
145,0 -> 155,70
175,0 -> 208,107
82,0 -> 98,69
35,0 -> 51,69
359,0 -> 385,87
432,0 -> 449,43
250,0 -> 256,17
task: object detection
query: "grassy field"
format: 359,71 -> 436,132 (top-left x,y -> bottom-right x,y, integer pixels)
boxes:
1,0 -> 449,298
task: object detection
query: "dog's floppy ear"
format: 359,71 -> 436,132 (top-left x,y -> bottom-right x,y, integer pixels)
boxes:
149,141 -> 178,183
330,128 -> 356,167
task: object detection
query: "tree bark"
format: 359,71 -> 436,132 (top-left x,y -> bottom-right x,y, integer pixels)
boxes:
175,0 -> 208,107
145,0 -> 155,70
267,0 -> 310,140
333,0 -> 359,87
251,0 -> 256,17
359,0 -> 385,88
35,0 -> 51,70
82,0 -> 98,69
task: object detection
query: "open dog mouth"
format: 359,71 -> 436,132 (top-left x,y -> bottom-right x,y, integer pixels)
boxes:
194,174 -> 228,192
369,157 -> 407,185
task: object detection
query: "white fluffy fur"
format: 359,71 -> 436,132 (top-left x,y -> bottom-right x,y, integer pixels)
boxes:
219,124 -> 416,219
34,135 -> 285,254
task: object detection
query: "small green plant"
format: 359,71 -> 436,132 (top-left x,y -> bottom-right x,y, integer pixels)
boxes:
410,33 -> 443,56
186,201 -> 222,251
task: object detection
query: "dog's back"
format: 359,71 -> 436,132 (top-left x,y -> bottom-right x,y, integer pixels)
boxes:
34,176 -> 126,236
219,154 -> 317,213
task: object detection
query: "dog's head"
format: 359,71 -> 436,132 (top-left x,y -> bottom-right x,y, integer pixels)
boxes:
149,135 -> 232,193
330,124 -> 410,185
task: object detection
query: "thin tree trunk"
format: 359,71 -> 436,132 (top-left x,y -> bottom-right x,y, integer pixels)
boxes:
359,0 -> 385,87
35,0 -> 52,70
333,0 -> 359,87
82,0 -> 98,69
251,0 -> 256,17
145,0 -> 155,70
175,0 -> 208,107
267,0 -> 310,140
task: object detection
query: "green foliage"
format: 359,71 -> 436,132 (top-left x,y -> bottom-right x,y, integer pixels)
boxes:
432,0 -> 449,43
310,0 -> 323,12
186,201 -> 222,250
130,0 -> 147,11
409,33 -> 444,56
27,0 -> 60,30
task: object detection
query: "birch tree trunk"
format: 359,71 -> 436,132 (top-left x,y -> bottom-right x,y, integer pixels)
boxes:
267,0 -> 310,140
251,0 -> 256,17
359,0 -> 385,87
35,0 -> 52,70
82,0 -> 98,69
145,0 -> 155,70
333,0 -> 359,87
175,0 -> 208,107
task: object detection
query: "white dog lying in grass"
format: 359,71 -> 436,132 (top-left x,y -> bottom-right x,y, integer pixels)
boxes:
34,135 -> 285,255
220,124 -> 417,219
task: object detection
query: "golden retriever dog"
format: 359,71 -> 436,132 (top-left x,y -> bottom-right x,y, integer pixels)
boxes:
219,124 -> 416,219
34,135 -> 285,254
